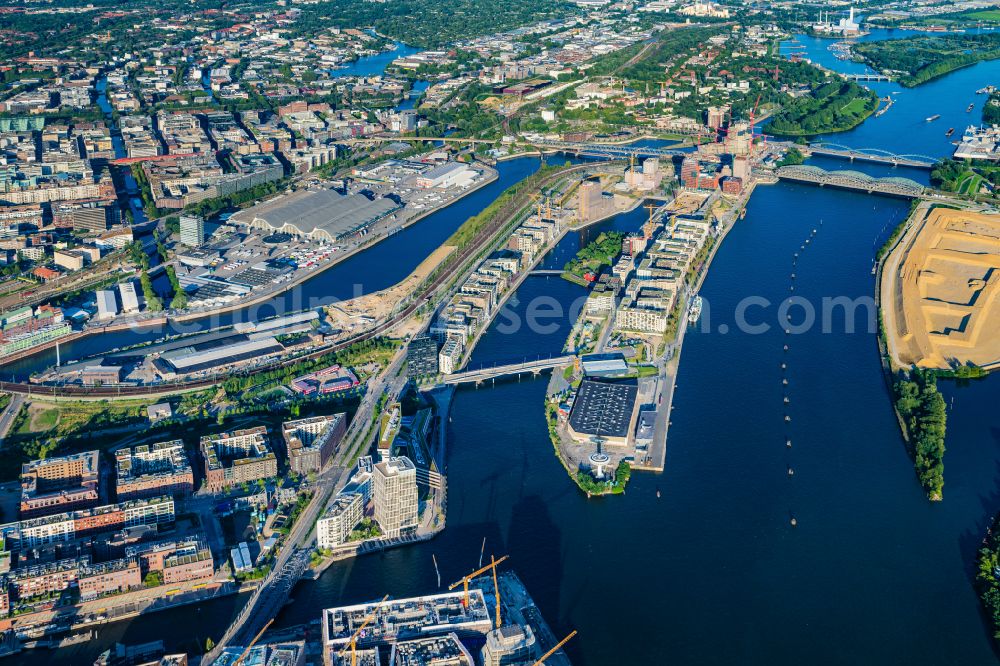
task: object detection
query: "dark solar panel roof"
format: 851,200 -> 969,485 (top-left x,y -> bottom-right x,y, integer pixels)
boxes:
568,378 -> 638,439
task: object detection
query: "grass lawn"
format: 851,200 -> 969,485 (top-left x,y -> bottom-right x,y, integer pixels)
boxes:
958,172 -> 985,195
963,9 -> 1000,21
839,96 -> 869,115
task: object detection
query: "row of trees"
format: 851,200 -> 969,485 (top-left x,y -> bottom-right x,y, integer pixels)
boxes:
894,368 -> 947,500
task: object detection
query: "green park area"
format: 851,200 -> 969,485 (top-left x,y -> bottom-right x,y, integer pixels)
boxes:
561,231 -> 624,286
854,33 -> 1000,87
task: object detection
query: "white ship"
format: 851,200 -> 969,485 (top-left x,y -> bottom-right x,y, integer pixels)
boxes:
688,295 -> 703,323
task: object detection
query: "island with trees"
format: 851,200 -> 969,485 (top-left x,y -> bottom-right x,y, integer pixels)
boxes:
853,33 -> 1000,87
893,369 -> 947,501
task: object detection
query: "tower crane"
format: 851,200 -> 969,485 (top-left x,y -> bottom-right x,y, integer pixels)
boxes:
490,554 -> 502,629
643,203 -> 658,241
337,594 -> 390,666
531,630 -> 578,666
232,619 -> 274,666
748,94 -> 762,152
448,554 -> 509,608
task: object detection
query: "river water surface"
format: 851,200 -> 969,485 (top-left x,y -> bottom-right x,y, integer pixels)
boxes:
19,31 -> 1000,666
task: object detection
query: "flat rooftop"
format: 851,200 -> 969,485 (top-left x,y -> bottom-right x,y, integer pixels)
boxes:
322,590 -> 491,647
568,378 -> 638,439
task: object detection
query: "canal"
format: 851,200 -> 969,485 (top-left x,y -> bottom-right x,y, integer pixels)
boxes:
16,31 -> 1000,666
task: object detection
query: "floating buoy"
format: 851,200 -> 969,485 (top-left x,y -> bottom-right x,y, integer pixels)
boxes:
790,517 -> 798,526
786,439 -> 792,447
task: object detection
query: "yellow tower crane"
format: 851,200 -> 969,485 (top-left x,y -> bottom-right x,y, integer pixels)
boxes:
232,619 -> 274,666
337,594 -> 390,666
529,193 -> 543,225
531,630 -> 578,666
490,554 -> 502,629
643,203 -> 658,240
448,554 -> 509,609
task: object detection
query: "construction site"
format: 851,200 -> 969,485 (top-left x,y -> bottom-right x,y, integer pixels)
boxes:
319,560 -> 573,666
881,205 -> 1000,371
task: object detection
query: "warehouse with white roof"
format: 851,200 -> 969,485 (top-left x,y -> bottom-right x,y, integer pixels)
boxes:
231,188 -> 400,242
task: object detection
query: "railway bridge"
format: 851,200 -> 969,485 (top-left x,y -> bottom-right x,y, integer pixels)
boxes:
775,165 -> 925,197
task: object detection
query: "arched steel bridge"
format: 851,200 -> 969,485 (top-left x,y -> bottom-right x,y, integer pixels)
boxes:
530,140 -> 691,159
808,142 -> 938,168
776,165 -> 925,197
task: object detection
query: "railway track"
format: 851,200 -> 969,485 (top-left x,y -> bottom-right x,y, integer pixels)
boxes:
0,162 -> 604,400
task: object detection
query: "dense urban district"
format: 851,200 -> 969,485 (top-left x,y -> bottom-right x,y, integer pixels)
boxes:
2,0 -> 1000,663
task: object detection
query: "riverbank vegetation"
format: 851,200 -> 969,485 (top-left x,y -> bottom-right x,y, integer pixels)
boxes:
854,33 -> 1000,87
444,162 -> 567,249
575,460 -> 631,495
561,231 -> 623,285
931,158 -> 1000,199
893,368 -> 947,500
976,514 -> 1000,639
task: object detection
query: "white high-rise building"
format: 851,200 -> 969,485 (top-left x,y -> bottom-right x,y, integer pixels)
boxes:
179,214 -> 205,247
373,456 -> 418,537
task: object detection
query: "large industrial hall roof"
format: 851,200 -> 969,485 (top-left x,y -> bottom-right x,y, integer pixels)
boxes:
231,188 -> 399,242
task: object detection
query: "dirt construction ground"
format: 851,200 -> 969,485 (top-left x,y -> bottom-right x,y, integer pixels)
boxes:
882,206 -> 1000,370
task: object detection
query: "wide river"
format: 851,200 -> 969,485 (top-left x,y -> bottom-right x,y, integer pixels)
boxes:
21,30 -> 1000,665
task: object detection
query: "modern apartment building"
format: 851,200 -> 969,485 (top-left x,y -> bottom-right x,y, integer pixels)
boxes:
20,450 -> 101,519
115,440 -> 195,501
372,456 -> 418,537
200,427 -> 278,493
282,414 -> 347,475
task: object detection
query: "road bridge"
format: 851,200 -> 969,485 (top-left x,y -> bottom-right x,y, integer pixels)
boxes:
807,142 -> 936,168
844,72 -> 892,82
775,165 -> 925,197
529,269 -> 565,276
440,355 -> 574,385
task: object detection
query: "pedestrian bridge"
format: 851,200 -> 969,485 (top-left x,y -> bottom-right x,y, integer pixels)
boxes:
776,165 -> 925,197
441,355 -> 574,384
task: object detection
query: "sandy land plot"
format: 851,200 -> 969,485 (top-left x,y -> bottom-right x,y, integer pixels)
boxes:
326,245 -> 456,336
884,207 -> 1000,370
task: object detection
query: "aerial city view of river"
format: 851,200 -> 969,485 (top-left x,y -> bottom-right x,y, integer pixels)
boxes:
16,27 -> 1000,666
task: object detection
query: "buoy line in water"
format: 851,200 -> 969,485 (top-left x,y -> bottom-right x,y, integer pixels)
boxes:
784,222 -> 821,528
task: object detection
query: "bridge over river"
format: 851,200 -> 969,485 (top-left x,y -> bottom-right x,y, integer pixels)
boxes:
774,164 -> 925,197
806,142 -> 937,169
440,355 -> 574,385
774,165 -> 926,197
